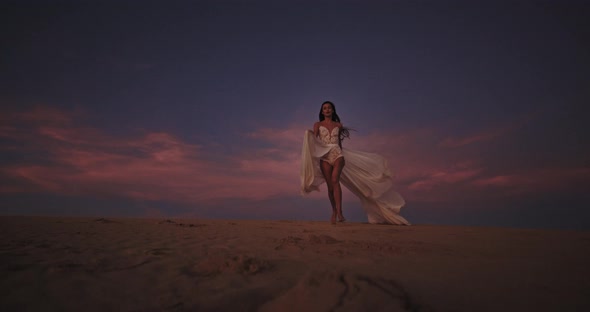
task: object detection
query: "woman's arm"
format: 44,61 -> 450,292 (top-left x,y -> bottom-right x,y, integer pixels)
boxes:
338,122 -> 344,148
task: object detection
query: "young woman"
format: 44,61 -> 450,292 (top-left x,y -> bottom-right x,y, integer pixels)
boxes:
301,101 -> 410,225
313,101 -> 347,224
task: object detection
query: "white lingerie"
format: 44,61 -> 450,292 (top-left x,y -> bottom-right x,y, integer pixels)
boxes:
300,129 -> 410,225
318,126 -> 343,165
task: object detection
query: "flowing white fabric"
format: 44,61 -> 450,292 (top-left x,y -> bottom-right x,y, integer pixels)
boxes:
300,130 -> 410,225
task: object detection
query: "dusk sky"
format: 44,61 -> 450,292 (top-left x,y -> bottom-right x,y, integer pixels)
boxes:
1,0 -> 589,229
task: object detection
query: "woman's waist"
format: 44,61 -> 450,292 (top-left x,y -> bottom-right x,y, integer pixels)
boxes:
317,140 -> 339,147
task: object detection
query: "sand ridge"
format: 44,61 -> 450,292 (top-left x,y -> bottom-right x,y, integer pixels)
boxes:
1,216 -> 589,311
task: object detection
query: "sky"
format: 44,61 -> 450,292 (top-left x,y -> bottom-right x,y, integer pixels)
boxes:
1,0 -> 589,229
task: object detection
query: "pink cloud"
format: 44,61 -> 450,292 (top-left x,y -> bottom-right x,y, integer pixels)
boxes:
15,106 -> 75,124
472,175 -> 519,187
472,168 -> 590,191
407,168 -> 483,191
1,107 -> 302,203
438,113 -> 536,148
246,125 -> 308,148
439,129 -> 506,148
2,106 -> 587,210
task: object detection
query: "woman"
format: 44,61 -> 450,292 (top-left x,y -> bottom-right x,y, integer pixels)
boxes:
301,101 -> 410,225
313,101 -> 347,224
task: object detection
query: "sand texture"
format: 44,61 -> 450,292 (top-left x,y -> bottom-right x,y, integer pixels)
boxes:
1,216 -> 589,311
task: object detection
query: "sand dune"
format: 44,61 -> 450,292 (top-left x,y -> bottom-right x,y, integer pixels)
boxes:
1,216 -> 589,311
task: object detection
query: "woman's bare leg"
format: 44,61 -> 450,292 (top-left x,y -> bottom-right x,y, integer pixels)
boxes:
331,157 -> 346,222
320,159 -> 336,223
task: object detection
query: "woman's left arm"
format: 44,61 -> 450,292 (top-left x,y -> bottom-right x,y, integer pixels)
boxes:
337,123 -> 343,147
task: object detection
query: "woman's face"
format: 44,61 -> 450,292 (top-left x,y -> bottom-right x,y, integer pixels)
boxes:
322,103 -> 334,119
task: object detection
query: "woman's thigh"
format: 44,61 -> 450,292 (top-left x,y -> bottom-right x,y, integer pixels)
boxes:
331,157 -> 345,182
320,159 -> 334,185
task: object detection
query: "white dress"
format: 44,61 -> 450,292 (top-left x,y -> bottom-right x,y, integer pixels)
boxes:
300,128 -> 410,225
318,126 -> 343,165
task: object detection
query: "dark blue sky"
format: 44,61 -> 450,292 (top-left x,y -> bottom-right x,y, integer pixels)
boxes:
1,0 -> 589,229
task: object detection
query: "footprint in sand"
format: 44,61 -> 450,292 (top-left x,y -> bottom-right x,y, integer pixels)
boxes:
157,219 -> 207,228
94,218 -> 117,224
258,270 -> 430,312
274,235 -> 341,251
145,248 -> 172,256
307,234 -> 341,244
192,254 -> 271,276
274,236 -> 304,251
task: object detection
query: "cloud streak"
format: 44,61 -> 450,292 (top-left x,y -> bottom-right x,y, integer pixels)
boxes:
438,112 -> 537,148
1,106 -> 588,212
1,106 -> 299,204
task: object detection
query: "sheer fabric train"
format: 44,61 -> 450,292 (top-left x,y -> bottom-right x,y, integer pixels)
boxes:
300,130 -> 410,225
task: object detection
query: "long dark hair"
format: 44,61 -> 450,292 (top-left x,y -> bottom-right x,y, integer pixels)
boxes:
318,101 -> 353,147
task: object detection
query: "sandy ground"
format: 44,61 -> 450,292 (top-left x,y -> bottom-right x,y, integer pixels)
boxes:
1,216 -> 589,311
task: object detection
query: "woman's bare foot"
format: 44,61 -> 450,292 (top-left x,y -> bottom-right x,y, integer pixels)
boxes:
331,214 -> 337,224
338,215 -> 346,222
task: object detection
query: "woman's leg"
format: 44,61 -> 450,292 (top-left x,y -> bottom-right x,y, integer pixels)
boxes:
331,157 -> 346,222
320,159 -> 336,223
